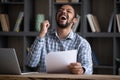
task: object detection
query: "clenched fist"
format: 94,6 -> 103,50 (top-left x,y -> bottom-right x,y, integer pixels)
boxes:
39,20 -> 50,38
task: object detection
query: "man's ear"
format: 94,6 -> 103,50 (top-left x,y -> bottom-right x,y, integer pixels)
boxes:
73,17 -> 78,24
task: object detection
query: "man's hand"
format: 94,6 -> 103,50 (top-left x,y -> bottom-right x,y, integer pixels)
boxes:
68,62 -> 84,75
39,20 -> 50,38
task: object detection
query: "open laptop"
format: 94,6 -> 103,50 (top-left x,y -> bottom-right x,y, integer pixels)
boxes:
0,48 -> 39,75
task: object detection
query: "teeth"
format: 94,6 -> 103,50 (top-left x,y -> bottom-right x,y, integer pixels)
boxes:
61,16 -> 66,20
60,15 -> 66,20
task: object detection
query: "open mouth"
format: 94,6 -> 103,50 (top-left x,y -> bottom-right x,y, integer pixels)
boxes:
59,15 -> 67,21
61,16 -> 66,20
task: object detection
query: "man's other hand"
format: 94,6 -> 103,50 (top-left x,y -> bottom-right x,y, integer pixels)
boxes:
68,62 -> 84,75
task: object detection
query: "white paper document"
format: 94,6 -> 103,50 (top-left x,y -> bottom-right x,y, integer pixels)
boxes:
46,50 -> 77,73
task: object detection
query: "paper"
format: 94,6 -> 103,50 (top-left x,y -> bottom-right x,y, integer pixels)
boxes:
46,50 -> 77,73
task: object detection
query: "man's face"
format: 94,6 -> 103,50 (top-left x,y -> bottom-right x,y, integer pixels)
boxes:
56,5 -> 75,28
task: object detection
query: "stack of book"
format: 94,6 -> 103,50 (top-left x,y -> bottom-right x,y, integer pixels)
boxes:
86,14 -> 101,32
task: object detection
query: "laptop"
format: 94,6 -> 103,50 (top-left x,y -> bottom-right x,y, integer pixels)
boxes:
0,48 -> 39,75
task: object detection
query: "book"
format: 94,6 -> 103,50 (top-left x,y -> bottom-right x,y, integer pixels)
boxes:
116,14 -> 120,32
86,14 -> 96,32
86,14 -> 101,32
35,14 -> 45,32
107,12 -> 114,32
55,0 -> 69,2
70,0 -> 79,2
0,14 -> 10,32
92,15 -> 101,32
13,11 -> 24,32
5,14 -> 10,29
72,14 -> 80,32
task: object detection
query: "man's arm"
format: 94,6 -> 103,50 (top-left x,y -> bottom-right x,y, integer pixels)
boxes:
77,39 -> 93,74
26,36 -> 45,67
26,20 -> 50,67
68,38 -> 93,75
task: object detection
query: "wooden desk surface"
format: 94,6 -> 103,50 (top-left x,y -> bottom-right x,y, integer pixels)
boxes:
0,73 -> 120,80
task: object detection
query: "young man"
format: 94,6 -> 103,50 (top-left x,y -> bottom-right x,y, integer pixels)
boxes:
26,4 -> 93,75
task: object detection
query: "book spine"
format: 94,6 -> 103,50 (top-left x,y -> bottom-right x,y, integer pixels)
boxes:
13,12 -> 24,32
116,14 -> 120,32
0,14 -> 10,32
107,12 -> 114,32
87,14 -> 96,32
70,0 -> 79,2
55,0 -> 70,2
92,15 -> 101,32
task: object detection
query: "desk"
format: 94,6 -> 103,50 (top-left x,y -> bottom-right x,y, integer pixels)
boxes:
0,73 -> 120,80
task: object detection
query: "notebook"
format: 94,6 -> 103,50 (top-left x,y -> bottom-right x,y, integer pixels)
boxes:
0,48 -> 39,75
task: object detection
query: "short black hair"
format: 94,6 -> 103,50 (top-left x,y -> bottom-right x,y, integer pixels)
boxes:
56,4 -> 77,18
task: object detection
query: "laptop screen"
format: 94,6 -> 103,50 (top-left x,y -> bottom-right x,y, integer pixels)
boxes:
0,48 -> 21,75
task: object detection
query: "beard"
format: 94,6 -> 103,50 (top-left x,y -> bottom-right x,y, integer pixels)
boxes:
56,14 -> 74,29
56,21 -> 69,28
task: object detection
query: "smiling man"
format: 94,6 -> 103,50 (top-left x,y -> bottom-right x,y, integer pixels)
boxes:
26,4 -> 93,75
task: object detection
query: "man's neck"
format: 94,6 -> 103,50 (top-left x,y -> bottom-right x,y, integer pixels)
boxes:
57,27 -> 71,40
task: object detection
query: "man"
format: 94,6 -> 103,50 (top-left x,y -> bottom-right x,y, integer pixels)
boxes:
26,4 -> 93,75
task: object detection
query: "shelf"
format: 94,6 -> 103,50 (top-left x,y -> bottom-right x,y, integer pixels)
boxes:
0,2 -> 24,5
0,32 -> 39,36
94,65 -> 113,69
25,32 -> 39,36
84,32 -> 115,37
114,33 -> 120,37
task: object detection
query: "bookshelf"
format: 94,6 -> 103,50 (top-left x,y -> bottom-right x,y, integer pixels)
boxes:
84,0 -> 115,74
0,0 -> 51,72
0,0 -> 25,71
0,0 -> 120,75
